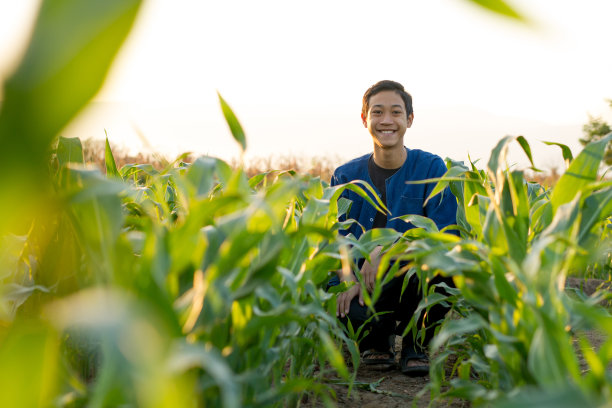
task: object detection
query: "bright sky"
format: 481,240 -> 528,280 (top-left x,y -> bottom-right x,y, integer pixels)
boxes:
1,0 -> 612,171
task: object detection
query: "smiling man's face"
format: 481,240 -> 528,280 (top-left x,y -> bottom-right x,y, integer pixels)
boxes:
362,90 -> 413,150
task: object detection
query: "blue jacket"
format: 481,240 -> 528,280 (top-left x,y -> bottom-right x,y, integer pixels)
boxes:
331,147 -> 458,239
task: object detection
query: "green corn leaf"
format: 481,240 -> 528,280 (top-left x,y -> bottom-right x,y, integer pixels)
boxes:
337,197 -> 352,218
255,378 -> 318,406
422,165 -> 468,206
0,0 -> 142,231
168,342 -> 240,408
543,141 -> 573,168
357,227 -> 402,248
466,0 -> 525,21
482,204 -> 508,254
56,136 -> 84,167
500,170 -> 529,262
577,335 -> 605,382
0,322 -> 60,408
463,173 -> 489,238
539,197 -> 581,247
527,314 -> 580,387
104,135 -> 120,178
393,214 -> 439,232
326,180 -> 389,221
120,163 -> 158,181
411,175 -> 482,209
61,168 -> 127,202
516,136 -> 542,171
185,156 -> 220,197
420,250 -> 476,276
430,314 -> 486,353
550,132 -> 612,213
490,257 -> 518,307
530,200 -> 553,236
495,386 -> 595,408
248,173 -> 266,188
407,292 -> 451,332
578,184 -> 612,245
61,168 -> 124,280
443,379 -> 493,402
487,135 -> 514,189
217,92 -> 246,152
0,284 -> 50,314
318,329 -> 349,379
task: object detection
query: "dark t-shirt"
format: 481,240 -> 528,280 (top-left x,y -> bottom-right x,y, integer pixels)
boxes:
368,156 -> 401,228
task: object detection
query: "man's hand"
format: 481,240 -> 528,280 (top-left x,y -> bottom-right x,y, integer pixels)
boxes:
361,246 -> 382,293
336,282 -> 364,318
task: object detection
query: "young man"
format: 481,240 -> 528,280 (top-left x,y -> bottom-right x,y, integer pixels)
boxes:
330,80 -> 457,376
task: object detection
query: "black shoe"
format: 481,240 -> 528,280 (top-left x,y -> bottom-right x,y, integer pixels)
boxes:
361,348 -> 396,370
399,350 -> 429,376
400,336 -> 429,376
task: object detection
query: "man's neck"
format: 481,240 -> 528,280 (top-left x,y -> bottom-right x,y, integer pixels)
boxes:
372,145 -> 406,169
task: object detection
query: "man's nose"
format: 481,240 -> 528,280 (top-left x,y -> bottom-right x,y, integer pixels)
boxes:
381,111 -> 393,123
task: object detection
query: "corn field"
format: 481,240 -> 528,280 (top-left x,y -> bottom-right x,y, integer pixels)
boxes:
1,1 -> 611,407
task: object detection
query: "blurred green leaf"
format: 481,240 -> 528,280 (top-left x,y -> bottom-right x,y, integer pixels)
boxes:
104,135 -> 120,178
494,386 -> 595,408
491,258 -> 517,307
0,0 -> 142,232
318,329 -> 349,379
185,156 -> 221,197
61,168 -> 125,280
527,323 -> 570,386
57,136 -> 84,166
431,314 -> 486,352
467,0 -> 525,21
0,321 -> 60,408
1,283 -> 51,316
168,342 -> 240,408
217,92 -> 247,152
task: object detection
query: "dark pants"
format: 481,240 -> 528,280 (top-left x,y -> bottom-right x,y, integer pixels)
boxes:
340,272 -> 454,354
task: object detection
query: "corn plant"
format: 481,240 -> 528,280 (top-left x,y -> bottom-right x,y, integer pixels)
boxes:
392,134 -> 612,406
0,3 -> 370,406
4,126 -> 394,407
0,1 -> 608,407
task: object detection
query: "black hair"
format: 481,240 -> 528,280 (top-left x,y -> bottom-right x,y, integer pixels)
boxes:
362,80 -> 413,119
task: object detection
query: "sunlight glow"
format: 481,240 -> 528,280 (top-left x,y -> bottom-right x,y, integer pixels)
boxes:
1,0 -> 611,170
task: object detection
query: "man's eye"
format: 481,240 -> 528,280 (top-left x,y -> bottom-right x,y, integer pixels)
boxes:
393,111 -> 402,115
372,110 -> 382,114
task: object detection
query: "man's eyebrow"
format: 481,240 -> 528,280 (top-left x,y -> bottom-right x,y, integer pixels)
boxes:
371,104 -> 404,109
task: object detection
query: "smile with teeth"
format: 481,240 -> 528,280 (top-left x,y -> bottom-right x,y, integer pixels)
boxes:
379,130 -> 396,134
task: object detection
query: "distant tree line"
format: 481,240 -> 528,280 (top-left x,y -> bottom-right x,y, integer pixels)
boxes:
581,99 -> 612,166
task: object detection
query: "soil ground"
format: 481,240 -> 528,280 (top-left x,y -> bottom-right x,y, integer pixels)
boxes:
306,278 -> 611,407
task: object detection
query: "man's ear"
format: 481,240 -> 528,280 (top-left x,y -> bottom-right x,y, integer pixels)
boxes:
407,112 -> 414,128
361,113 -> 368,128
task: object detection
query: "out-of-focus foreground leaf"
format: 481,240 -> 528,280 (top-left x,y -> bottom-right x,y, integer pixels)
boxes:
466,0 -> 525,21
0,0 -> 142,233
0,321 -> 60,408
